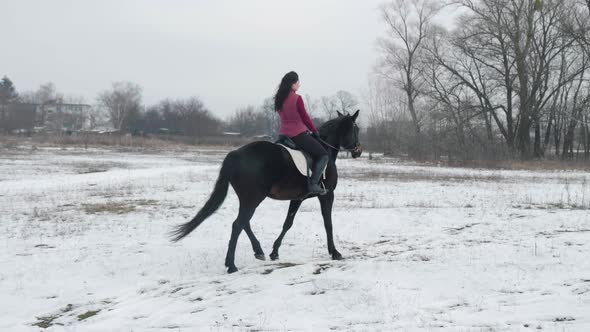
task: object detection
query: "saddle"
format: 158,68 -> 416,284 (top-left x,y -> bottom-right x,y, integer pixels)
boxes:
275,135 -> 326,179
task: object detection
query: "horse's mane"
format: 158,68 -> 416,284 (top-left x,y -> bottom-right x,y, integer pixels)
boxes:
319,116 -> 344,137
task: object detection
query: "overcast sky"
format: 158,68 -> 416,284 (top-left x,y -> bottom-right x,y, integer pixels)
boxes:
3,1 -> 459,119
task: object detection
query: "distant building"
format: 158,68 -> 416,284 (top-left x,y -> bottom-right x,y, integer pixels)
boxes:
0,102 -> 92,133
37,102 -> 92,132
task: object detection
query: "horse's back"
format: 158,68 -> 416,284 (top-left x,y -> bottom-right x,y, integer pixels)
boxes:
234,140 -> 287,165
229,140 -> 288,181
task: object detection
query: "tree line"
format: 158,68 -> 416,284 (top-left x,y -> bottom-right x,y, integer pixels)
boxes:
0,76 -> 358,139
369,0 -> 590,161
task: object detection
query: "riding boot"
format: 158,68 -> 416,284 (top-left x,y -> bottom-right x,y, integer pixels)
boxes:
308,155 -> 329,195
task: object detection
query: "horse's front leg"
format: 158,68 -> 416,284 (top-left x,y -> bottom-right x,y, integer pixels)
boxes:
318,191 -> 342,260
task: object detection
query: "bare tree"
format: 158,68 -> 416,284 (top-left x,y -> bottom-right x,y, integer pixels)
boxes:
261,97 -> 279,136
364,77 -> 406,154
334,90 -> 358,114
320,95 -> 339,119
320,90 -> 358,119
302,94 -> 319,119
422,0 -> 588,158
226,105 -> 267,136
379,0 -> 440,158
427,11 -> 512,156
98,82 -> 142,131
144,97 -> 221,136
175,97 -> 221,137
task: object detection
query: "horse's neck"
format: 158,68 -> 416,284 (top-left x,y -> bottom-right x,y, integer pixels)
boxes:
323,135 -> 340,162
318,121 -> 340,162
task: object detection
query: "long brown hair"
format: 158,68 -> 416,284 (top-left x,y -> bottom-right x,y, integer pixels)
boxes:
273,71 -> 299,112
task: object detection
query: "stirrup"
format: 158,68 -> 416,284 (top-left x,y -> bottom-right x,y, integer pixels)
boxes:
308,181 -> 327,196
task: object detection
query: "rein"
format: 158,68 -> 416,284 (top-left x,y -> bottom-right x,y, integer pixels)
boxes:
317,136 -> 360,154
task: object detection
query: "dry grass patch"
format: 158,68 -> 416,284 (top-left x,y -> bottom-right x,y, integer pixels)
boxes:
73,161 -> 127,174
82,202 -> 135,214
514,202 -> 590,210
82,199 -> 157,214
32,314 -> 60,328
32,304 -> 74,328
77,310 -> 100,321
459,159 -> 590,171
343,169 -> 505,183
132,199 -> 158,206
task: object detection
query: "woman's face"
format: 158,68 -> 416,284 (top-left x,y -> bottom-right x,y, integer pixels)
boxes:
291,80 -> 300,91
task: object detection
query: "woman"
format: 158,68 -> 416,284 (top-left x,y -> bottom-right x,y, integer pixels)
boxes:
274,71 -> 328,195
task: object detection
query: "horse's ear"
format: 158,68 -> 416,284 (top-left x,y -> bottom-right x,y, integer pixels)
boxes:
351,109 -> 360,122
336,110 -> 343,117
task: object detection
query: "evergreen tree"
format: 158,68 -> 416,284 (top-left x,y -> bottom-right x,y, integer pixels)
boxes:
0,76 -> 19,104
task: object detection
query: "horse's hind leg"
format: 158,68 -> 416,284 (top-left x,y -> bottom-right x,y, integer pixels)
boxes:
269,200 -> 303,260
243,221 -> 265,261
225,206 -> 256,273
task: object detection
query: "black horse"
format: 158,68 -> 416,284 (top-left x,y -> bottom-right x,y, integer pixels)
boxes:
171,110 -> 362,273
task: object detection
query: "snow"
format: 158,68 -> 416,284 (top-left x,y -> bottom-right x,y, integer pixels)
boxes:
1,146 -> 589,331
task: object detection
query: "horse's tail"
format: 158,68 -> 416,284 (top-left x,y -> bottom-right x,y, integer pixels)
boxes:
170,151 -> 237,241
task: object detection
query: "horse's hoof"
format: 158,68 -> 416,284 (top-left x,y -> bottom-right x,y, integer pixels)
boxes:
255,253 -> 266,261
332,251 -> 343,260
269,253 -> 279,261
227,266 -> 238,273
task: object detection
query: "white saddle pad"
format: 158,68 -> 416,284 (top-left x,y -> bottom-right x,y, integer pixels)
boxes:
278,144 -> 326,179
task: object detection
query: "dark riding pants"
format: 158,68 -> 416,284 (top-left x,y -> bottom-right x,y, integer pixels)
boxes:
291,132 -> 328,160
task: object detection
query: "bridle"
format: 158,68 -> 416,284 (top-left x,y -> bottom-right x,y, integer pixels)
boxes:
317,123 -> 362,154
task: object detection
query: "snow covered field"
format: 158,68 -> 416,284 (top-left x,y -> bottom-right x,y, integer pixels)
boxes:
1,145 -> 590,331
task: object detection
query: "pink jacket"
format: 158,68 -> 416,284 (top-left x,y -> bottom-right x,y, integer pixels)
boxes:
278,91 -> 318,138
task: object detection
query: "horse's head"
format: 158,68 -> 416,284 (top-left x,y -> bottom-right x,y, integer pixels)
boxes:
335,110 -> 363,158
